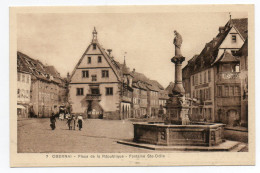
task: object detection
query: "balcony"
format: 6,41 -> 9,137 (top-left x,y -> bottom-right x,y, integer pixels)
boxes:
217,72 -> 241,83
86,94 -> 101,101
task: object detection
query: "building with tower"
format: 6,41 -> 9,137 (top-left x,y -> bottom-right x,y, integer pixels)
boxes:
68,28 -> 133,119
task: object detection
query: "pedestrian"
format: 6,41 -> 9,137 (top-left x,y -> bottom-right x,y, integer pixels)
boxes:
77,114 -> 84,131
59,112 -> 64,121
65,111 -> 70,120
71,114 -> 76,130
50,113 -> 56,130
66,115 -> 72,130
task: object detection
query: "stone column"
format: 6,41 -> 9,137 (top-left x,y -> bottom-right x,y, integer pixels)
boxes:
171,56 -> 185,95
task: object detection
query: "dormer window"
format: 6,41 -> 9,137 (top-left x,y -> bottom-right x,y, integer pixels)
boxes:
98,56 -> 102,63
88,57 -> 91,64
102,70 -> 109,78
93,44 -> 96,50
232,35 -> 237,43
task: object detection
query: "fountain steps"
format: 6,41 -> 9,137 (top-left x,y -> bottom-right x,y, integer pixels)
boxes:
117,140 -> 246,152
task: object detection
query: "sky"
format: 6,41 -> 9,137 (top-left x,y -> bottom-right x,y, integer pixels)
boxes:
17,11 -> 247,88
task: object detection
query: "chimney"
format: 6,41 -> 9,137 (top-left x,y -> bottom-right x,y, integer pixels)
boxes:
133,68 -> 135,73
107,49 -> 112,56
67,72 -> 70,79
219,26 -> 225,34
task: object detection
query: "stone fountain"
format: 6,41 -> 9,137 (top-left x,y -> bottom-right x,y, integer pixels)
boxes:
118,31 -> 232,150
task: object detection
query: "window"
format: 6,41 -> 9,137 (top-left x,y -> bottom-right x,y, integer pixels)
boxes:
200,90 -> 203,100
22,75 -> 25,82
232,35 -> 237,42
205,89 -> 209,100
208,70 -> 211,82
225,86 -> 229,96
27,76 -> 29,83
229,86 -> 234,96
193,90 -> 195,98
17,73 -> 20,81
82,70 -> 89,78
91,88 -> 100,95
98,56 -> 102,63
92,75 -> 97,81
106,87 -> 113,95
200,73 -> 202,84
204,72 -> 207,83
235,86 -> 240,96
235,64 -> 240,72
208,87 -> 211,99
26,90 -> 29,98
17,89 -> 20,98
88,57 -> 91,64
195,74 -> 198,85
208,109 -> 212,120
93,44 -> 96,50
76,88 -> 84,96
192,75 -> 194,86
102,70 -> 109,78
218,86 -> 222,97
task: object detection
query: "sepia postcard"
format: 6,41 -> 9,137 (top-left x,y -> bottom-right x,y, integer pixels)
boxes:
10,5 -> 255,167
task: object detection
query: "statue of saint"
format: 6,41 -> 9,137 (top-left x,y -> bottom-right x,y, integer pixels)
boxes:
173,30 -> 183,57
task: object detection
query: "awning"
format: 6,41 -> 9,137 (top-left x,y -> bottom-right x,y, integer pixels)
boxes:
17,105 -> 26,109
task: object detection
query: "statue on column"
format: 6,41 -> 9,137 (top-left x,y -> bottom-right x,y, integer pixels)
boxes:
173,30 -> 183,57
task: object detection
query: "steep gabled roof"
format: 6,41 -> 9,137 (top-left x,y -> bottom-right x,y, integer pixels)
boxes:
17,52 -> 31,74
186,18 -> 247,75
96,43 -> 122,81
131,71 -> 163,92
45,66 -> 60,78
150,80 -> 164,90
131,71 -> 149,83
17,51 -> 65,85
69,40 -> 122,82
69,43 -> 92,82
235,38 -> 248,57
231,18 -> 248,40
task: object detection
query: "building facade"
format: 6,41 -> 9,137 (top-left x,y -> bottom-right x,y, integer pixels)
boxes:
17,52 -> 67,118
182,18 -> 248,127
68,28 -> 133,119
17,71 -> 31,118
236,39 -> 248,127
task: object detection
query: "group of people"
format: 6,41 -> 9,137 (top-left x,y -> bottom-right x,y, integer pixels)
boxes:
50,113 -> 84,131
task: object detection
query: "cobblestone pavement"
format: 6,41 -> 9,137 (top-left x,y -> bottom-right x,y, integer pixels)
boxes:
17,118 -> 168,153
17,118 -> 248,153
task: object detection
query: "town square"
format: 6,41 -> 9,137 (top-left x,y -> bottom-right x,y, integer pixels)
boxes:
16,11 -> 249,153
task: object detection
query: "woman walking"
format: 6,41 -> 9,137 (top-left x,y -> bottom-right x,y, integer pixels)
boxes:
50,113 -> 56,130
66,115 -> 72,130
71,114 -> 76,130
77,114 -> 84,131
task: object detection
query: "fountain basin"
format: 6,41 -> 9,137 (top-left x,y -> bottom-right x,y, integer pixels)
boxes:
133,122 -> 225,146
